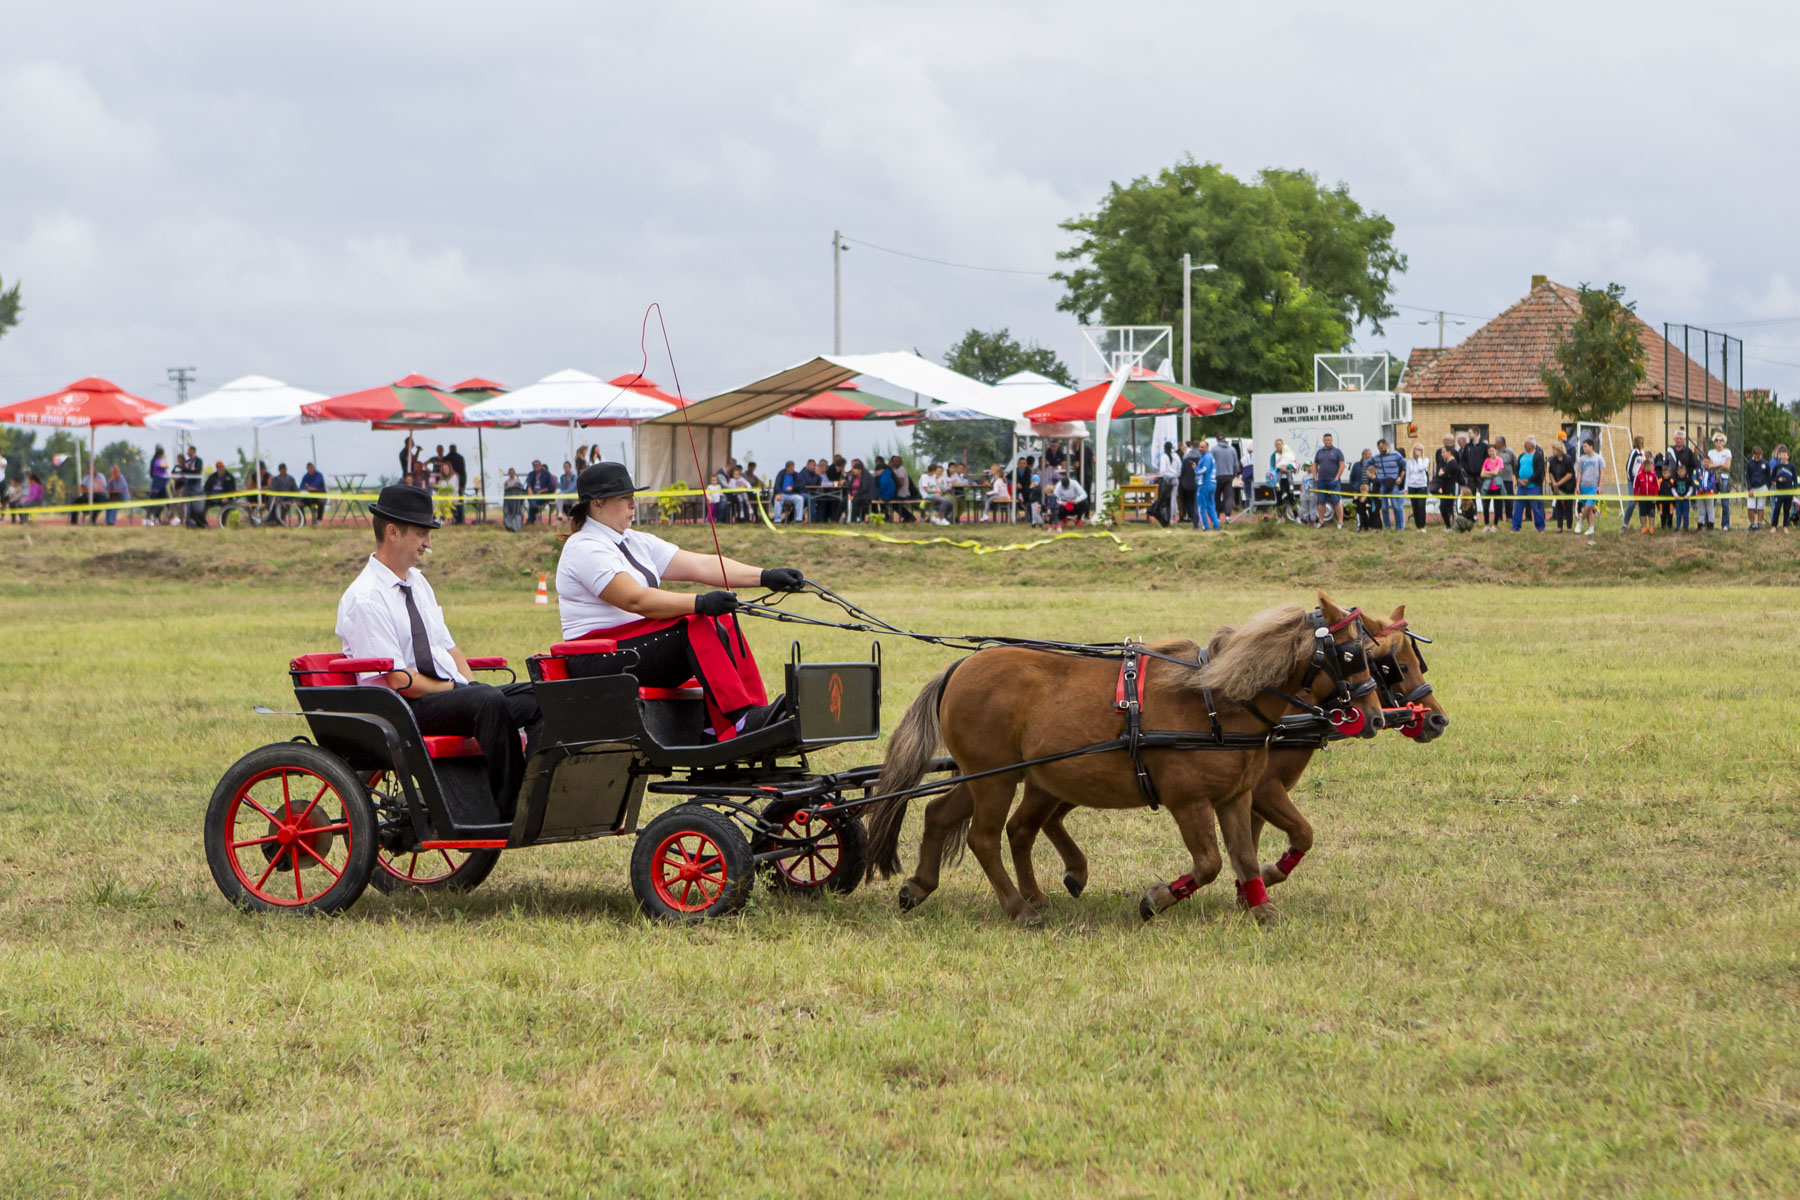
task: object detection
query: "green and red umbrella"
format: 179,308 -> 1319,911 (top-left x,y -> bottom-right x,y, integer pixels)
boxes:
301,374 -> 472,427
1025,375 -> 1235,423
784,382 -> 921,422
607,373 -> 689,409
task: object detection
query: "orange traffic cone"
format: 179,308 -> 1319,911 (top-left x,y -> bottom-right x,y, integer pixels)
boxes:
534,573 -> 548,605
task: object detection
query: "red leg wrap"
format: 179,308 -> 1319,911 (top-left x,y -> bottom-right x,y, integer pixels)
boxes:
1275,848 -> 1306,876
1242,877 -> 1269,907
1168,873 -> 1199,900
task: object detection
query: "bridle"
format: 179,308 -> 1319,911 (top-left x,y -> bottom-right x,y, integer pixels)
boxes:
1249,606 -> 1380,736
1368,618 -> 1435,739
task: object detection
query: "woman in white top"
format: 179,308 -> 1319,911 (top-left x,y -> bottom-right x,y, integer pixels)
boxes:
1404,443 -> 1431,532
555,463 -> 803,739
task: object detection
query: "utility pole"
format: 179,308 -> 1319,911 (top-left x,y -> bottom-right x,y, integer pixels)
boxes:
168,366 -> 196,454
1418,311 -> 1465,349
1180,257 -> 1217,441
831,231 -> 847,459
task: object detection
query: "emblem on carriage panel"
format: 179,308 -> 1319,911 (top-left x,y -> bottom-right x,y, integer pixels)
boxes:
828,672 -> 843,722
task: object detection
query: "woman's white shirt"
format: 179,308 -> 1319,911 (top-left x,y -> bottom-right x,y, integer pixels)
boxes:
556,522 -> 680,638
1405,457 -> 1430,488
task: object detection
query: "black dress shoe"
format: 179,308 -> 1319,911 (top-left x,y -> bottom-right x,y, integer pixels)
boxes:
738,694 -> 787,735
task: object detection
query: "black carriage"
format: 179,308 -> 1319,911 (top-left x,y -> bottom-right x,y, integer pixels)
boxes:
202,638 -> 890,921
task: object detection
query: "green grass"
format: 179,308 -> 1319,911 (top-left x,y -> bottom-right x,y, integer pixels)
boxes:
1,524 -> 1798,1197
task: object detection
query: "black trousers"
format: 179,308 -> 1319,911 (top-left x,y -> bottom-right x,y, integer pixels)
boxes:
567,624 -> 696,688
1410,488 -> 1429,528
408,681 -> 542,811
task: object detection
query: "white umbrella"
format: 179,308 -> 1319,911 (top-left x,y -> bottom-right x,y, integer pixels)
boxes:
146,375 -> 327,503
459,369 -> 676,426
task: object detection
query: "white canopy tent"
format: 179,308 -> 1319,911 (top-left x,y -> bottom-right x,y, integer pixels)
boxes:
458,368 -> 677,426
145,375 -> 328,501
635,352 -> 1012,490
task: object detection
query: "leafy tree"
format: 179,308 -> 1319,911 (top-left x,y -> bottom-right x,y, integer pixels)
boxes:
1540,283 -> 1647,428
1053,158 -> 1405,435
95,440 -> 148,492
1741,389 -> 1796,456
913,328 -> 1076,468
942,327 -> 1074,387
0,269 -> 20,345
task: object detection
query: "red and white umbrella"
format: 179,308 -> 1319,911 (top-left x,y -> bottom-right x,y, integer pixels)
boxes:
0,377 -> 167,504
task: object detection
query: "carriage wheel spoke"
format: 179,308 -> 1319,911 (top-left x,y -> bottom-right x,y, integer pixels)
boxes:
292,780 -> 332,827
293,855 -> 305,901
438,850 -> 458,872
255,852 -> 281,890
294,837 -> 343,878
231,832 -> 283,850
240,793 -> 282,825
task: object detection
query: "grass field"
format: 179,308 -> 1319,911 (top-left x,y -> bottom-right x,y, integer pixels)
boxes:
3,523 -> 1799,1197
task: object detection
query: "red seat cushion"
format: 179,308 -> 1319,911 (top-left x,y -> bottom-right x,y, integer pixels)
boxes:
290,652 -> 355,687
424,735 -> 484,758
640,682 -> 703,700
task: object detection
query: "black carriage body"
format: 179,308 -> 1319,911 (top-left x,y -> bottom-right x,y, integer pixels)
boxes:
290,648 -> 883,853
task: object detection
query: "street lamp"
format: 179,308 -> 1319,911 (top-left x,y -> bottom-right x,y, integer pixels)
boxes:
1183,255 -> 1219,439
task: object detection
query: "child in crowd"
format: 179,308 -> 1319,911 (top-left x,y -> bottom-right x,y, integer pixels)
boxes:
1671,463 -> 1694,531
1745,445 -> 1769,531
1693,461 -> 1716,531
1297,462 -> 1318,526
1355,478 -> 1378,531
1770,445 -> 1797,532
1634,455 -> 1661,533
1657,461 -> 1675,529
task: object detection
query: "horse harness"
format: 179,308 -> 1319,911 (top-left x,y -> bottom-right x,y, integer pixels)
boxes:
1112,607 -> 1375,810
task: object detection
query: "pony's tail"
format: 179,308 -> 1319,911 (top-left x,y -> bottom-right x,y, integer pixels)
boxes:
866,665 -> 951,880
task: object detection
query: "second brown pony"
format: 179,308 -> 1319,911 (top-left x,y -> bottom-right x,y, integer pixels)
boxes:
865,593 -> 1383,925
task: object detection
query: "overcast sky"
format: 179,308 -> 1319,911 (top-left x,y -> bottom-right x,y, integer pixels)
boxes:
4,0 -> 1796,482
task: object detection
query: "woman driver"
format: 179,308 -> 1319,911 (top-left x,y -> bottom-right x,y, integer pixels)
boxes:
556,462 -> 804,739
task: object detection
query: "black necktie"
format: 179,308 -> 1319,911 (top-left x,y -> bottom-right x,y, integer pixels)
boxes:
615,539 -> 659,588
397,583 -> 444,680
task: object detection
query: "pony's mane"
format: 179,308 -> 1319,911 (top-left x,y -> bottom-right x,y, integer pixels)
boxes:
1156,604 -> 1315,703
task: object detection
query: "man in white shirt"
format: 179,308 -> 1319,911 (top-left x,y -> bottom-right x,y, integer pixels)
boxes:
1047,472 -> 1089,531
337,485 -> 541,808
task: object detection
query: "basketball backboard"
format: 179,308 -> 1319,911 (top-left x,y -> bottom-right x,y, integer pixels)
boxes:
1314,353 -> 1389,393
1081,326 -> 1174,382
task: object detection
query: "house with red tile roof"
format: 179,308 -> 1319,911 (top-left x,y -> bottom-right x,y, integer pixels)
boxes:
1401,276 -> 1738,459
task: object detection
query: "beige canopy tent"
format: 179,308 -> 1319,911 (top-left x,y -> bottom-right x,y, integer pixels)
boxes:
634,351 -> 1013,491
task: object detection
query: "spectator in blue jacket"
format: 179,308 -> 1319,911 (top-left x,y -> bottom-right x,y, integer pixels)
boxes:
1745,445 -> 1770,531
1510,434 -> 1547,531
1313,435 -> 1346,529
1369,438 -> 1406,529
773,460 -> 806,523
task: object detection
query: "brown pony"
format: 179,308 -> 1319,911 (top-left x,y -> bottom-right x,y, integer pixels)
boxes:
865,593 -> 1385,925
1010,605 -> 1450,918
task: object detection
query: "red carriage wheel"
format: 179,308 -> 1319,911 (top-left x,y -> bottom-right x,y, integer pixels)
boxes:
364,771 -> 502,895
629,804 -> 753,922
203,743 -> 376,914
751,797 -> 867,896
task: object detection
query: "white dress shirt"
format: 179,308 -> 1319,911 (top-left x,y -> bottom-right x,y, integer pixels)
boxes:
556,521 -> 681,638
336,555 -> 466,686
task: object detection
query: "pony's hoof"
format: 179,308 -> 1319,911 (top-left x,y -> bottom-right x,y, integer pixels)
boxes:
1250,902 -> 1286,926
1063,873 -> 1086,899
1138,894 -> 1157,921
1014,907 -> 1044,929
896,884 -> 919,912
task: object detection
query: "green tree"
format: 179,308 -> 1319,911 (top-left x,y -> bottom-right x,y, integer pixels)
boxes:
914,328 -> 1077,468
1741,389 -> 1797,456
0,269 -> 20,345
1053,159 -> 1405,435
1540,283 -> 1647,428
95,440 -> 148,492
942,327 -> 1074,387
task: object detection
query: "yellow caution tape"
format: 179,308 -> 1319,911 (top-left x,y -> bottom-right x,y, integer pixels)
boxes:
749,497 -> 1129,555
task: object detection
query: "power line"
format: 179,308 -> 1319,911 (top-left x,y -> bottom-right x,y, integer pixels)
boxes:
839,235 -> 1058,277
1391,302 -> 1489,320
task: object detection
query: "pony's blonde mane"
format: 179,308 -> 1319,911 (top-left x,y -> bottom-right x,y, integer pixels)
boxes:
1154,604 -> 1316,703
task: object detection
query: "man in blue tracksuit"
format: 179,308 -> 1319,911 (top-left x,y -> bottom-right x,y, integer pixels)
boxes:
1370,438 -> 1406,530
1192,439 -> 1219,530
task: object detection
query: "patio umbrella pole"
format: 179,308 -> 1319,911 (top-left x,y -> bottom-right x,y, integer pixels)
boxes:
253,427 -> 262,505
477,427 -> 487,524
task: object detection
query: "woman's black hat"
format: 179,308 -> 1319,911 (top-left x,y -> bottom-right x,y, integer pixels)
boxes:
577,462 -> 636,502
369,483 -> 442,529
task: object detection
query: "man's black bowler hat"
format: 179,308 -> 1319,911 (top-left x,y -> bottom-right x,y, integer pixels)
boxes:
577,462 -> 636,502
369,484 -> 442,529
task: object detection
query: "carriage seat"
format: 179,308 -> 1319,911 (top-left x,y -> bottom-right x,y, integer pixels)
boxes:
531,640 -> 704,699
288,653 -> 515,760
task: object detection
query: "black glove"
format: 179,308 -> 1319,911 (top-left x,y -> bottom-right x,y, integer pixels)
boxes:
694,590 -> 739,617
759,567 -> 806,592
